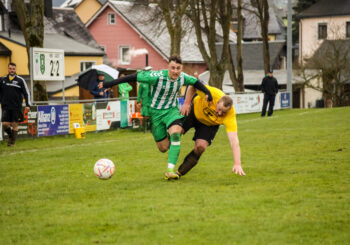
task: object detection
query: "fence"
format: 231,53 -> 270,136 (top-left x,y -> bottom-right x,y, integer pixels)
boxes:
0,91 -> 290,141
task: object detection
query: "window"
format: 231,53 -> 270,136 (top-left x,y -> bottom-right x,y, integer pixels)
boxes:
318,23 -> 327,40
346,22 -> 350,38
119,46 -> 130,65
231,21 -> 238,32
80,61 -> 96,72
108,13 -> 116,25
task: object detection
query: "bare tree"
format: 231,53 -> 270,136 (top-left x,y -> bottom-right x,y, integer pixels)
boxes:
228,0 -> 244,92
188,0 -> 232,89
248,0 -> 270,74
157,0 -> 189,55
300,39 -> 350,107
12,0 -> 48,101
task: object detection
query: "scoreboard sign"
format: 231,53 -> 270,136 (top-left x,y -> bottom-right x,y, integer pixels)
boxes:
31,48 -> 65,81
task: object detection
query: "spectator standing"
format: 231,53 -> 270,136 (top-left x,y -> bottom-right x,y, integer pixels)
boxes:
0,62 -> 31,146
118,75 -> 133,128
90,73 -> 110,102
261,69 -> 278,117
137,82 -> 151,128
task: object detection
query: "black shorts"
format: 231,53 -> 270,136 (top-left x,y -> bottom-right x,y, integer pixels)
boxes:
1,108 -> 24,123
182,106 -> 219,145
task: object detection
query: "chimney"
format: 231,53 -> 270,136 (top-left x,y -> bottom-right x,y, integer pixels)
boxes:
44,0 -> 53,18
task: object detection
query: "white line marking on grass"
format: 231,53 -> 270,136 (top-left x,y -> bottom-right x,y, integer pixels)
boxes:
1,139 -> 123,156
239,116 -> 279,124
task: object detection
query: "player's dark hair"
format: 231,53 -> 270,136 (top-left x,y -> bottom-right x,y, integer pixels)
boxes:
8,62 -> 16,67
219,95 -> 233,108
169,55 -> 182,64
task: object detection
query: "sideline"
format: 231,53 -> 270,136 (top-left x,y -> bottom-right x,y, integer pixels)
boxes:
0,139 -> 123,156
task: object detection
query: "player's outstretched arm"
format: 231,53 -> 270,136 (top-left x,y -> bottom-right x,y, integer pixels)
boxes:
181,86 -> 195,116
193,80 -> 212,102
227,131 -> 246,176
100,73 -> 138,89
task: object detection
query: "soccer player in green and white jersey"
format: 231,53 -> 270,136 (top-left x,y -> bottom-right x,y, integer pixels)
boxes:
100,55 -> 212,180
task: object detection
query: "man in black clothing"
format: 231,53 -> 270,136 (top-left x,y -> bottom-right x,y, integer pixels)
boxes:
0,63 -> 31,146
90,73 -> 110,102
261,69 -> 278,117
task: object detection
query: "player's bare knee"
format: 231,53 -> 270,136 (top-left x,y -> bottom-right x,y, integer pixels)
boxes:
194,143 -> 207,155
157,145 -> 169,153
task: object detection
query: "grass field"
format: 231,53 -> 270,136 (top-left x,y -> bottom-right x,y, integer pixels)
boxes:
0,107 -> 349,245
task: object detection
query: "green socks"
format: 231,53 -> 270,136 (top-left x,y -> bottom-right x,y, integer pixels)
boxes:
168,133 -> 181,169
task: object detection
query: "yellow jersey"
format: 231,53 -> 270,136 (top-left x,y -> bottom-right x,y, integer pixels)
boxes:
193,85 -> 237,132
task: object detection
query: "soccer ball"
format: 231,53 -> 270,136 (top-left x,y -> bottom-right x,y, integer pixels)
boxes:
94,158 -> 115,180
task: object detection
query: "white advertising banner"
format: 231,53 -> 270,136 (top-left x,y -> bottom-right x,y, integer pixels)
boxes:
96,101 -> 121,130
230,92 -> 286,114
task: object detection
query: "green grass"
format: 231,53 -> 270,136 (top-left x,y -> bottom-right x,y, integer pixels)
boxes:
0,108 -> 349,245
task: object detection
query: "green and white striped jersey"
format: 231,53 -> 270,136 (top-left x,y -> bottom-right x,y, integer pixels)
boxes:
137,70 -> 197,110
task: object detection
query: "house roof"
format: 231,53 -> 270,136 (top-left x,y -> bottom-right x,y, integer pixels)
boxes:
60,0 -> 106,8
51,7 -> 101,49
0,31 -> 105,56
241,4 -> 283,40
86,0 -> 206,63
60,0 -> 82,8
199,69 -> 302,93
216,40 -> 286,70
298,0 -> 350,19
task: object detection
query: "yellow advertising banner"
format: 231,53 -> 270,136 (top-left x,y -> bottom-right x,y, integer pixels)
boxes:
69,104 -> 84,134
83,103 -> 97,132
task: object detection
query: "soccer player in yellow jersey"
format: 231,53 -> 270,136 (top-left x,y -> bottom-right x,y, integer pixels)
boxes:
178,85 -> 245,177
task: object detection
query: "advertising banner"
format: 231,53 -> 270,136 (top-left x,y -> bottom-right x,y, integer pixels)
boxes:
83,103 -> 97,132
37,105 -> 69,137
280,92 -> 291,108
232,93 -> 263,114
96,101 -> 120,130
230,92 -> 288,114
69,104 -> 84,134
17,107 -> 38,138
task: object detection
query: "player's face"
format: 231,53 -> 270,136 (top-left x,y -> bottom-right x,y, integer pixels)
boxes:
168,61 -> 183,80
8,65 -> 16,76
216,101 -> 230,117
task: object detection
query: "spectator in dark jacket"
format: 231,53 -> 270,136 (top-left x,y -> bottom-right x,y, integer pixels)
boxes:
0,62 -> 31,146
261,69 -> 278,117
90,73 -> 110,102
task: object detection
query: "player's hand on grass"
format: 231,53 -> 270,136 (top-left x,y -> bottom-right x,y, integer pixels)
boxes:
232,165 -> 246,176
181,103 -> 191,116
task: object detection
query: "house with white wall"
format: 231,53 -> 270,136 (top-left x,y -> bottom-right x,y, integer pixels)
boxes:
297,0 -> 350,107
